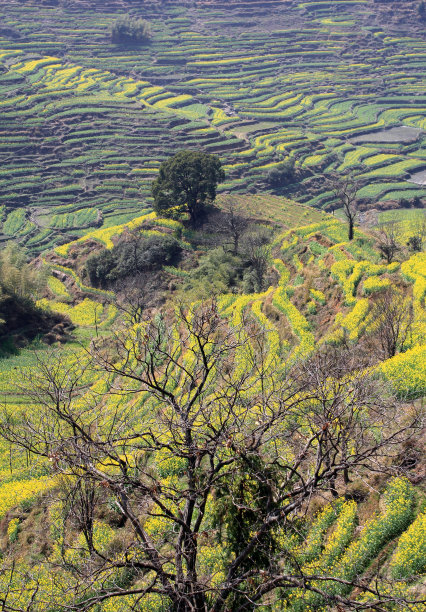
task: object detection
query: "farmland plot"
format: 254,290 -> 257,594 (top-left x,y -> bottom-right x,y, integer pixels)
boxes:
0,0 -> 425,251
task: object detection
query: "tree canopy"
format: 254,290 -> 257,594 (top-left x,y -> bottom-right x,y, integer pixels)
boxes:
152,150 -> 225,225
111,14 -> 151,44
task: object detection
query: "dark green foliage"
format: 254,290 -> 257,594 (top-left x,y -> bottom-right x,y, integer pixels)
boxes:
213,456 -> 280,610
111,15 -> 151,44
152,151 -> 225,226
179,224 -> 273,300
266,158 -> 296,189
85,249 -> 116,288
86,234 -> 181,286
419,2 -> 426,21
181,248 -> 243,299
0,243 -> 69,351
407,234 -> 423,251
398,197 -> 422,209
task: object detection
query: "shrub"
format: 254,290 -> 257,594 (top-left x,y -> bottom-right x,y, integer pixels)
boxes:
407,234 -> 423,252
86,249 -> 116,287
86,234 -> 181,286
182,248 -> 243,300
310,288 -> 326,304
307,300 -> 317,314
265,158 -> 296,188
111,15 -> 152,44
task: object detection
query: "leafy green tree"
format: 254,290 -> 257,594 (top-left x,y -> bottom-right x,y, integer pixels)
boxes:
152,150 -> 225,226
407,233 -> 423,252
111,14 -> 151,44
213,455 -> 280,610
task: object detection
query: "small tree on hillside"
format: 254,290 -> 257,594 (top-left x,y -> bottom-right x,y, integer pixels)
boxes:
266,157 -> 296,189
111,14 -> 152,44
241,226 -> 272,292
329,174 -> 359,241
152,150 -> 225,226
371,286 -> 414,360
377,221 -> 400,263
212,196 -> 248,254
407,216 -> 426,252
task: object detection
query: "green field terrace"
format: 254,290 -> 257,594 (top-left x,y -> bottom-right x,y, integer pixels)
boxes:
0,0 -> 425,253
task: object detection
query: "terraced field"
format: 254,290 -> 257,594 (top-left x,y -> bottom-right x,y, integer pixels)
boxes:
0,206 -> 424,609
0,0 -> 425,252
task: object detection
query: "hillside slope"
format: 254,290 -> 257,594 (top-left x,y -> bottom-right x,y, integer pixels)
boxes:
0,0 -> 425,252
0,200 -> 424,610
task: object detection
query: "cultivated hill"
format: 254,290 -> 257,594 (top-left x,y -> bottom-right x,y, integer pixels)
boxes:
0,0 -> 425,252
0,199 -> 424,610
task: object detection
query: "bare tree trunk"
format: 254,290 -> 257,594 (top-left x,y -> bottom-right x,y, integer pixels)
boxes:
348,217 -> 354,241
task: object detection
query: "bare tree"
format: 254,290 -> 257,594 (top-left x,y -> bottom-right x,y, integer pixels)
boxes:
0,562 -> 43,612
210,196 -> 248,254
220,197 -> 249,255
0,302 -> 421,611
376,221 -> 400,263
112,272 -> 159,325
59,474 -> 99,555
329,174 -> 359,241
370,286 -> 414,360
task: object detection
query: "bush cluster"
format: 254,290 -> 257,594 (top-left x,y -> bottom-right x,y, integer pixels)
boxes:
86,234 -> 182,287
265,158 -> 296,188
111,15 -> 151,44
